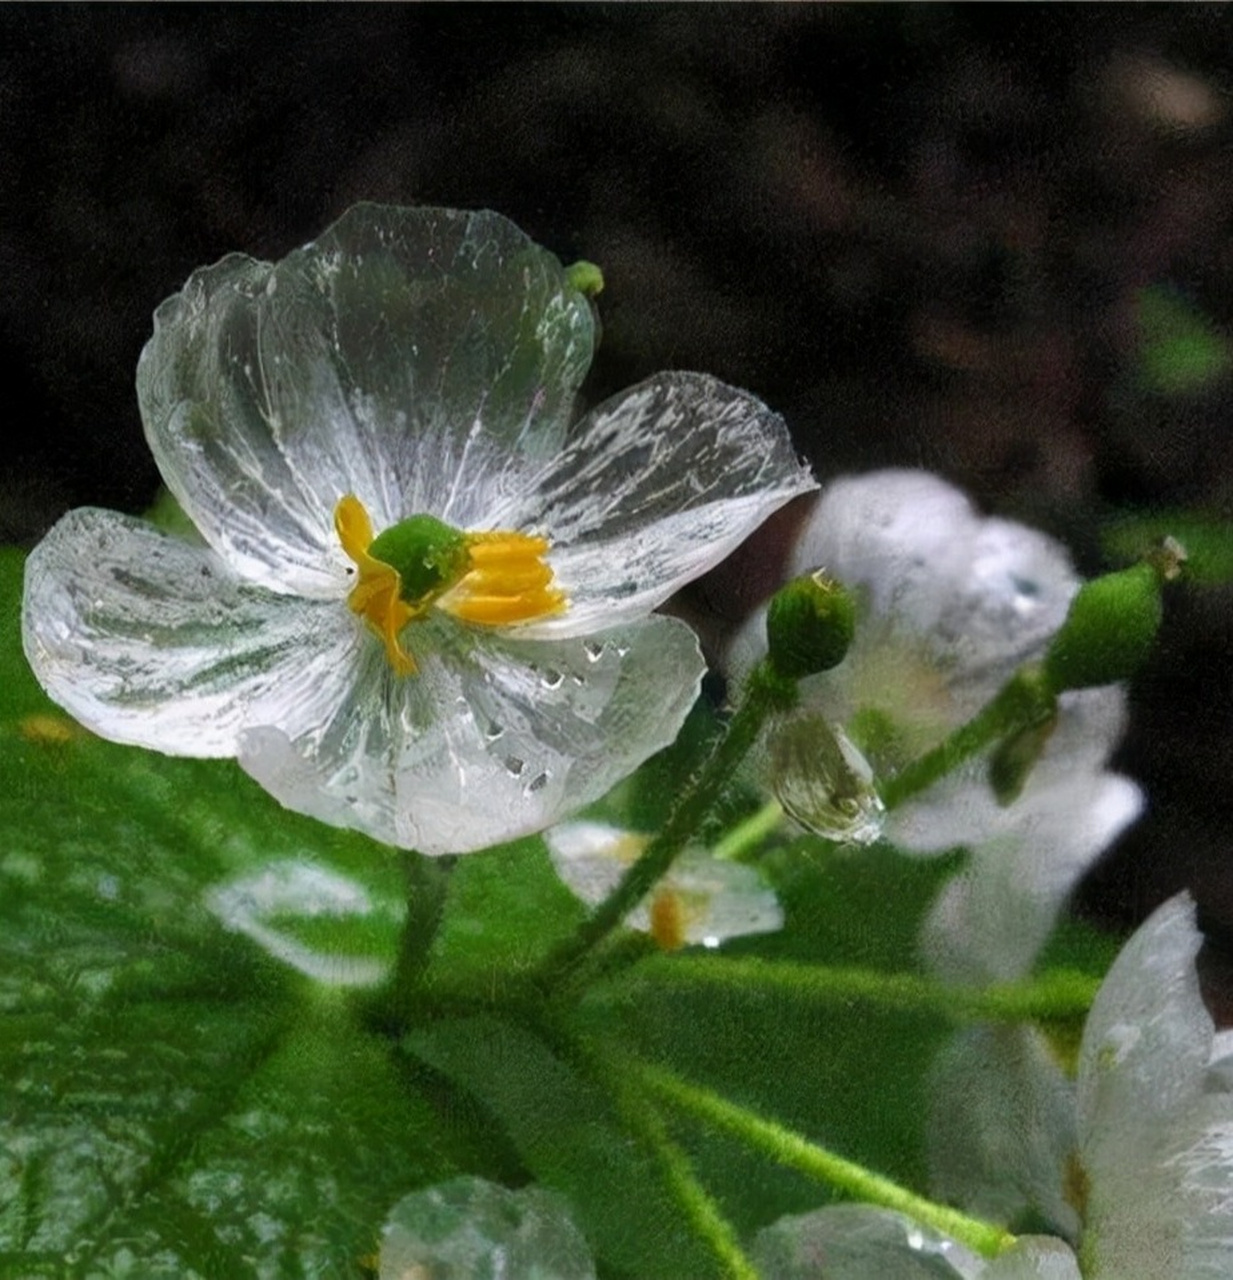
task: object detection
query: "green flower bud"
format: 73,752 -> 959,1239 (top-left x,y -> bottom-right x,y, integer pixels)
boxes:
1043,557 -> 1173,693
765,571 -> 857,681
565,260 -> 604,297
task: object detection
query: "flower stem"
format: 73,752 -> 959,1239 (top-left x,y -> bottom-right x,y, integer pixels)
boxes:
634,1060 -> 1017,1260
596,954 -> 1099,1025
712,800 -> 784,862
377,849 -> 456,1027
536,659 -> 796,985
603,1064 -> 760,1280
878,664 -> 1055,811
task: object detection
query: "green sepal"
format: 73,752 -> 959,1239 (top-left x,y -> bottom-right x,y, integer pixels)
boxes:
765,572 -> 856,681
369,513 -> 470,605
1043,562 -> 1164,692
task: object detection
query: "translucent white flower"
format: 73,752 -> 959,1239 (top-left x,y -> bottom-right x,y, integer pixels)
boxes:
22,204 -> 815,855
755,895 -> 1233,1279
728,470 -> 1142,977
544,819 -> 783,949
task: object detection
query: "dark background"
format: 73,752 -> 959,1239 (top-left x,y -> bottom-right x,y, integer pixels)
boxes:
5,5 -> 1233,947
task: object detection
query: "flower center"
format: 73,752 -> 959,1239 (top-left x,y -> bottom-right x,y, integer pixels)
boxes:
334,495 -> 567,676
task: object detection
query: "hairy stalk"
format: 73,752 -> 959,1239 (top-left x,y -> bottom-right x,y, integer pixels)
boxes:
634,1060 -> 1017,1260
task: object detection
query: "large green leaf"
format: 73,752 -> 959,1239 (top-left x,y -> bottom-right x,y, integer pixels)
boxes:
0,549 -> 455,1277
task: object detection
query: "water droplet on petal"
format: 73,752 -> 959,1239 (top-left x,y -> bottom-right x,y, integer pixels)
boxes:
504,756 -> 526,777
769,712 -> 885,845
526,770 -> 550,794
541,668 -> 564,690
584,641 -> 605,663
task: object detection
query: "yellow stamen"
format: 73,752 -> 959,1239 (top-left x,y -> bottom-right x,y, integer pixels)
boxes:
335,495 -> 418,676
439,531 -> 567,627
334,496 -> 568,676
650,888 -> 688,951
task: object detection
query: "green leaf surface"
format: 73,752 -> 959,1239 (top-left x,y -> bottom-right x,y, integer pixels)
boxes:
405,1015 -> 725,1280
1,550 -> 455,1277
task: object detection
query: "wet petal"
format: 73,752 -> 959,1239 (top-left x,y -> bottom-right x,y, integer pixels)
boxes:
238,614 -> 704,855
503,372 -> 816,636
206,859 -> 399,987
751,1204 -> 983,1279
379,1177 -> 597,1280
928,1026 -> 1079,1241
22,507 -> 354,756
919,771 -> 1143,985
1077,893 -> 1233,1279
137,205 -> 595,595
544,820 -> 783,946
981,1238 -> 1082,1280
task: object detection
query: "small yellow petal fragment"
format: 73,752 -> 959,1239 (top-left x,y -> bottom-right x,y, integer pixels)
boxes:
440,531 -> 567,627
335,494 -> 418,676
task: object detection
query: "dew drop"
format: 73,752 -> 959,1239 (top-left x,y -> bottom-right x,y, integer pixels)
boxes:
583,641 -> 605,663
503,756 -> 525,777
483,719 -> 505,741
526,770 -> 550,794
541,668 -> 564,690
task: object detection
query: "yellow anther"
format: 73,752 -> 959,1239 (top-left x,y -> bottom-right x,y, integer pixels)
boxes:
439,531 -> 567,627
334,495 -> 418,676
334,496 -> 568,676
649,888 -> 688,951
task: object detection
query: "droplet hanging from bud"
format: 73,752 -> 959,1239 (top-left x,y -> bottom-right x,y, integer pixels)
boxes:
768,709 -> 885,845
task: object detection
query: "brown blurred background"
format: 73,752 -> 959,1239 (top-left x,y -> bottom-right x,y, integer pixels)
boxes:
3,5 -> 1233,946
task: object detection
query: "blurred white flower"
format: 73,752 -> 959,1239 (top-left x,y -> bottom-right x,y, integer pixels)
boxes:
755,895 -> 1233,1280
23,204 -> 815,855
544,819 -> 783,949
729,472 -> 1141,965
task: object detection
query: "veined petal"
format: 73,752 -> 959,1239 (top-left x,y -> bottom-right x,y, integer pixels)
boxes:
238,614 -> 704,856
22,507 -> 356,756
928,1026 -> 1079,1241
917,771 -> 1143,985
137,204 -> 595,595
787,471 -> 1080,712
751,1204 -> 984,1279
498,372 -> 816,637
1077,893 -> 1233,1280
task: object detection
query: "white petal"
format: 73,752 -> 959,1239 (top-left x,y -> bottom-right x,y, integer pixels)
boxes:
751,1204 -> 983,1279
501,372 -> 816,637
919,772 -> 1143,984
137,205 -> 596,595
544,822 -> 783,945
1077,893 -> 1233,1280
239,614 -> 704,855
787,472 -> 1078,687
928,1026 -> 1079,1240
981,1238 -> 1082,1280
23,507 -> 355,756
206,858 -> 396,987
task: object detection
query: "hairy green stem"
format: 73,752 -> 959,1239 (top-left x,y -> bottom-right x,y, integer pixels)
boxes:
878,664 -> 1055,811
712,800 -> 784,862
597,955 -> 1098,1024
604,1066 -> 760,1280
536,659 -> 796,985
634,1061 -> 1016,1260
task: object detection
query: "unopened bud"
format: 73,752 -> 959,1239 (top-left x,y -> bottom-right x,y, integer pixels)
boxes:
766,571 -> 856,681
1043,558 -> 1170,693
565,260 -> 604,297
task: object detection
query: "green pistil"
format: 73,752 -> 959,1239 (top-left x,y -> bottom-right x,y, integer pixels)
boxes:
369,513 -> 470,605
